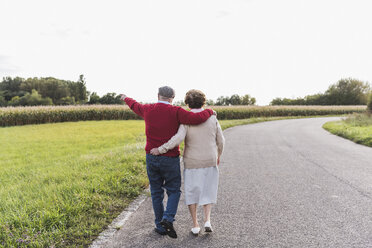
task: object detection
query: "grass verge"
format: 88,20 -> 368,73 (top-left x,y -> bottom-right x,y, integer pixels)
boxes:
323,113 -> 372,147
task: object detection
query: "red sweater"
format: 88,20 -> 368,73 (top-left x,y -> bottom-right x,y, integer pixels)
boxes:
125,97 -> 213,157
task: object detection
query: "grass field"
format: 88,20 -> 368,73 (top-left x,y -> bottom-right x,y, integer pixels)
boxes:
0,121 -> 148,247
0,116 -> 347,247
323,113 -> 372,147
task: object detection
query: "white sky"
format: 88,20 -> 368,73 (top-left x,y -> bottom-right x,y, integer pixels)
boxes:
1,0 -> 371,105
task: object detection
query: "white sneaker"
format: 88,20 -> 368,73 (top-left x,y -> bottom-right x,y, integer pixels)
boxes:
191,227 -> 200,235
204,221 -> 213,232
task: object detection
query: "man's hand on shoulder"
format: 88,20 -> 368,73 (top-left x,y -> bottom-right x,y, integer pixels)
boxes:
120,94 -> 127,101
206,109 -> 217,116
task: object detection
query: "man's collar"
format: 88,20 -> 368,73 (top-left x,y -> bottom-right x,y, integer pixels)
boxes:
158,100 -> 171,105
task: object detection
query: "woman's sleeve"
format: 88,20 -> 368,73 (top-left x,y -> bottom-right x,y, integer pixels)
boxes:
158,125 -> 188,154
216,119 -> 225,157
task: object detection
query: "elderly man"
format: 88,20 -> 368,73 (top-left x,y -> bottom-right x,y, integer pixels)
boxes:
120,86 -> 214,239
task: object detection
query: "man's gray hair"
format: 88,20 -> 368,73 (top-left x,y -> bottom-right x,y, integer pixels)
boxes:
158,86 -> 175,99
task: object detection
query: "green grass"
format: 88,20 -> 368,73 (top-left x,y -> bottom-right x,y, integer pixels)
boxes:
323,113 -> 372,147
0,121 -> 148,247
0,115 -> 344,247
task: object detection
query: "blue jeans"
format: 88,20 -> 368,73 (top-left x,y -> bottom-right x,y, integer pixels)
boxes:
146,154 -> 181,230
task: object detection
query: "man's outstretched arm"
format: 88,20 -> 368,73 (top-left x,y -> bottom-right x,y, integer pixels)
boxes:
177,107 -> 214,125
120,94 -> 145,118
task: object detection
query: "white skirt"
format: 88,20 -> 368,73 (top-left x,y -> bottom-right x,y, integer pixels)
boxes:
184,166 -> 219,205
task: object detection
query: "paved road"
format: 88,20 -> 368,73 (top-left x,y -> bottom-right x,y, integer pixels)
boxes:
106,117 -> 372,248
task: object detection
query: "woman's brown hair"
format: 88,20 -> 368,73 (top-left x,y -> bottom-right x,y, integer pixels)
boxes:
184,89 -> 206,109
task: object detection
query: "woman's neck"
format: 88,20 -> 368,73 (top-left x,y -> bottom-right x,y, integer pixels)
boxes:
190,108 -> 204,113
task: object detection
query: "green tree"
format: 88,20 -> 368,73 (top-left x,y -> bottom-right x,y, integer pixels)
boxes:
215,96 -> 229,106
0,91 -> 6,106
206,99 -> 214,106
0,77 -> 27,101
76,74 -> 88,103
367,92 -> 372,111
88,92 -> 101,104
59,96 -> 76,105
270,97 -> 305,105
229,94 -> 242,105
304,93 -> 327,105
99,93 -> 123,105
241,94 -> 256,105
325,78 -> 370,105
20,77 -> 70,104
9,90 -> 53,106
270,97 -> 284,105
8,96 -> 21,106
215,94 -> 256,105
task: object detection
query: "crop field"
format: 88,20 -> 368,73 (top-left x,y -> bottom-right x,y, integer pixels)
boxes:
0,105 -> 366,127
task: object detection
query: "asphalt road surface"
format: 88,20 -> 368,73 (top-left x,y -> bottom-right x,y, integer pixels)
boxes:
106,117 -> 372,248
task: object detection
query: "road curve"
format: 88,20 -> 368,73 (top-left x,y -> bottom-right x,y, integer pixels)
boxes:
106,117 -> 372,248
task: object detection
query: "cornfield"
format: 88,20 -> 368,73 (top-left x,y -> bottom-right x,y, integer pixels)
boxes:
212,105 -> 367,119
0,105 -> 367,127
0,105 -> 141,127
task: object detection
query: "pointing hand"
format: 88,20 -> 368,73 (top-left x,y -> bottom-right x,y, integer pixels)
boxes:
120,94 -> 127,101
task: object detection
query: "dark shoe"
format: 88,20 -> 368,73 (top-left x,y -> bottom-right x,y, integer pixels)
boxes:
154,228 -> 166,236
160,219 -> 177,239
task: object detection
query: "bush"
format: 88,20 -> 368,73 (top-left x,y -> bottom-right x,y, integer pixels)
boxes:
99,93 -> 123,105
8,96 -> 21,106
0,95 -> 6,107
57,96 -> 75,105
368,93 -> 372,112
8,90 -> 53,106
343,112 -> 372,126
0,91 -> 6,107
88,92 -> 100,104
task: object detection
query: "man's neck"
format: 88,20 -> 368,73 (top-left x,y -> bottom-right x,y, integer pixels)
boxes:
158,100 -> 171,105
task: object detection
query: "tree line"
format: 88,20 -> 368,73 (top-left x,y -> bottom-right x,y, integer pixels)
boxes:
0,76 -> 371,107
0,76 -> 88,106
0,76 -> 257,107
174,94 -> 256,106
271,78 -> 371,106
0,75 -> 124,107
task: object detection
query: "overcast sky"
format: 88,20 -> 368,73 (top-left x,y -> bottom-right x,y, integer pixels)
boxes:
1,0 -> 371,105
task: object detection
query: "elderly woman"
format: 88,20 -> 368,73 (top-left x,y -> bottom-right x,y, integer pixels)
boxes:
150,89 -> 225,235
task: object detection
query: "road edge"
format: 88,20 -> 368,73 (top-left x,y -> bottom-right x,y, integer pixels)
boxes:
89,189 -> 149,248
